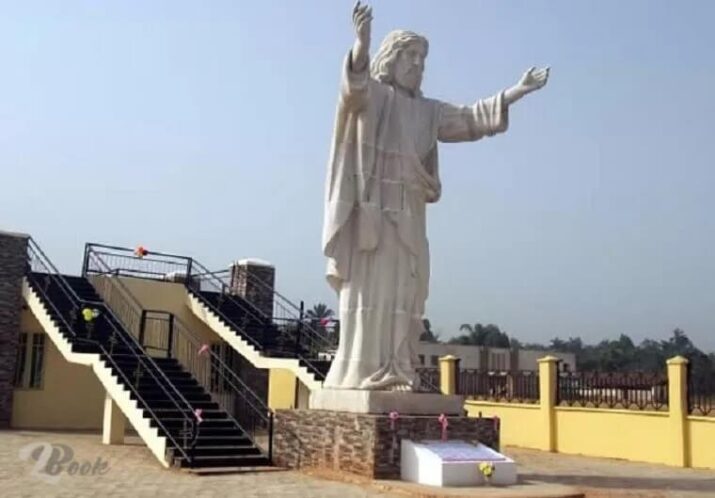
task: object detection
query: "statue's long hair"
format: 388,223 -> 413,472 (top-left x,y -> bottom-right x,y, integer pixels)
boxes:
370,30 -> 429,96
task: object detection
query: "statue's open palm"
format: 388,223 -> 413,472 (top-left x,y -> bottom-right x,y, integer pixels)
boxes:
353,2 -> 372,47
518,67 -> 550,94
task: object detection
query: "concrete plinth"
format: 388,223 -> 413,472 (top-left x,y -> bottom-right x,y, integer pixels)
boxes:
309,389 -> 465,415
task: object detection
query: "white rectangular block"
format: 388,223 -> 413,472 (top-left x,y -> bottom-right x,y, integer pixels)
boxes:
309,389 -> 464,415
401,440 -> 517,487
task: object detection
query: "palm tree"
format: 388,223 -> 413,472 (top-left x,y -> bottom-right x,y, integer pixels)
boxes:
305,303 -> 337,347
419,318 -> 441,343
305,303 -> 335,321
450,323 -> 510,347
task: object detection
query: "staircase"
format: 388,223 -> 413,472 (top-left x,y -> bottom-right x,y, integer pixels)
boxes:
190,288 -> 332,373
24,239 -> 271,469
186,287 -> 330,391
83,243 -> 334,392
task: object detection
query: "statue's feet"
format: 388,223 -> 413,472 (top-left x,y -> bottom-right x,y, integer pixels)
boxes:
388,383 -> 413,392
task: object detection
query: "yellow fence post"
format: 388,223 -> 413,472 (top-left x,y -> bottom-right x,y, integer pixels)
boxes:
537,356 -> 559,452
667,355 -> 689,467
439,355 -> 458,395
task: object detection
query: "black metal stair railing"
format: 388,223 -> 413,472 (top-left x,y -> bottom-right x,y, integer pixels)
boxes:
84,246 -> 274,460
188,260 -> 334,365
82,243 -> 333,380
26,238 -> 201,466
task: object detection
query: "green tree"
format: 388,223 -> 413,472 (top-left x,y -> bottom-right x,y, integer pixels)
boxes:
305,303 -> 335,321
419,319 -> 441,343
450,323 -> 510,348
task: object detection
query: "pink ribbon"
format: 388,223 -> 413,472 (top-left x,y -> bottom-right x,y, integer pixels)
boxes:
198,344 -> 209,356
389,411 -> 399,430
438,413 -> 449,441
194,408 -> 204,424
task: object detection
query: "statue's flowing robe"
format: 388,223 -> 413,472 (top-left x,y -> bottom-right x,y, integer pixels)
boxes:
322,53 -> 509,390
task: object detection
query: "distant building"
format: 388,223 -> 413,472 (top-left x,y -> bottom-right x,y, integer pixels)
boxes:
416,342 -> 576,372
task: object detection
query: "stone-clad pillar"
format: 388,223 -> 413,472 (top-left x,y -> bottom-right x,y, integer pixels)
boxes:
0,230 -> 29,428
229,259 -> 275,319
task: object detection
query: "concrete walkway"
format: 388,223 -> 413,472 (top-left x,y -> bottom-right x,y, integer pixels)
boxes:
1,430 -> 395,498
506,446 -> 715,498
2,431 -> 713,497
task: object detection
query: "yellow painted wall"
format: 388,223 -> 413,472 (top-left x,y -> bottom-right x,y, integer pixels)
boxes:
688,416 -> 715,469
462,357 -> 714,470
114,276 -> 221,345
555,407 -> 671,465
12,309 -> 105,430
465,401 -> 544,450
268,369 -> 297,409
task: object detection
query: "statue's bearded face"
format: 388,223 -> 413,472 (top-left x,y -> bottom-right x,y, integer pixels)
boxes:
393,41 -> 426,94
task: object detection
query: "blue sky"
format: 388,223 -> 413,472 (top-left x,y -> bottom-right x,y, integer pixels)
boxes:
2,1 -> 714,351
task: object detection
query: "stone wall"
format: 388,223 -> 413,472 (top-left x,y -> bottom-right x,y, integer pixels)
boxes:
273,409 -> 499,479
0,231 -> 29,428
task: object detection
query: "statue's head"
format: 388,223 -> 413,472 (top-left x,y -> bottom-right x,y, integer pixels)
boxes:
371,30 -> 429,97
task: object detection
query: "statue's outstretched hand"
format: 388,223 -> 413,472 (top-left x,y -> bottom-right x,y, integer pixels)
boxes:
518,66 -> 550,94
353,1 -> 372,48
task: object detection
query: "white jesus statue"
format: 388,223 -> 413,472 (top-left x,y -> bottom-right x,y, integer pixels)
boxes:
321,3 -> 549,391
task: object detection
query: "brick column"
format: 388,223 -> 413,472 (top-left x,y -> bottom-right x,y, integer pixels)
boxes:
0,230 -> 29,428
229,259 -> 275,318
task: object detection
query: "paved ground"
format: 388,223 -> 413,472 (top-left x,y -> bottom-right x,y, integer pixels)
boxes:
1,431 -> 713,498
1,430 -> 395,498
505,446 -> 715,498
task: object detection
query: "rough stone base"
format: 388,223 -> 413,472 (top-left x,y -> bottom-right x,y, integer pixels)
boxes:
273,409 -> 499,479
310,389 -> 464,415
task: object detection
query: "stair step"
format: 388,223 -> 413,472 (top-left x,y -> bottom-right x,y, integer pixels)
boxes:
137,377 -> 199,388
148,409 -> 229,420
140,397 -> 219,409
152,418 -> 237,428
175,454 -> 270,469
135,385 -> 206,396
132,392 -> 212,403
183,446 -> 261,457
164,426 -> 244,437
185,435 -> 252,447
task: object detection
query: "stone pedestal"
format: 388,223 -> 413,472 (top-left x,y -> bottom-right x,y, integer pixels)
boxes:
310,389 -> 464,415
273,409 -> 499,479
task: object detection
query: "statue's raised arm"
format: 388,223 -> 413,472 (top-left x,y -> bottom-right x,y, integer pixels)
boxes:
351,2 -> 372,72
504,66 -> 550,105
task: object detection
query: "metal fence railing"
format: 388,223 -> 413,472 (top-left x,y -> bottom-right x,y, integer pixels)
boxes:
557,371 -> 668,411
688,365 -> 715,417
416,367 -> 440,393
458,369 -> 540,404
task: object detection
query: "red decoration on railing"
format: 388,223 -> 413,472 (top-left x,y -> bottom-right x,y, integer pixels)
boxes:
198,344 -> 209,356
389,410 -> 399,430
438,413 -> 449,441
194,408 -> 204,424
134,245 -> 149,258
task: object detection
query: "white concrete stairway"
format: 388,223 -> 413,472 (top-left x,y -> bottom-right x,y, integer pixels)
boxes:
23,278 -> 173,467
186,289 -> 325,392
